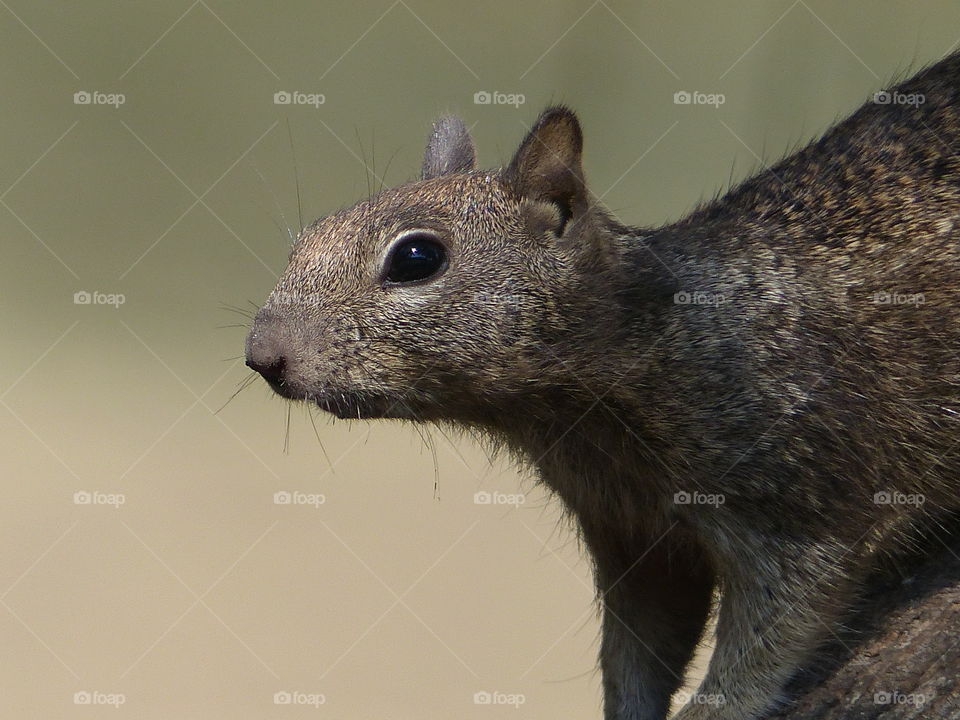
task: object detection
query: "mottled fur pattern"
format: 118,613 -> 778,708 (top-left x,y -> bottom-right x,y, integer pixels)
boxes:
246,52 -> 960,719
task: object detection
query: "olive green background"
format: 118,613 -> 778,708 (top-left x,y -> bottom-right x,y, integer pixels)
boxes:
1,2 -> 957,717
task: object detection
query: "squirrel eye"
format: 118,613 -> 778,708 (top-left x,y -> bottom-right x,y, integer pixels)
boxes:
384,234 -> 447,284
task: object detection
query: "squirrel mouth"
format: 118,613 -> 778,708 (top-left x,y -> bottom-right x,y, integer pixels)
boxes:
306,389 -> 418,420
257,375 -> 419,420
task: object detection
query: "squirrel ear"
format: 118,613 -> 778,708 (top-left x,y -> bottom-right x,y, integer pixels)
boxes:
421,116 -> 476,179
505,106 -> 586,234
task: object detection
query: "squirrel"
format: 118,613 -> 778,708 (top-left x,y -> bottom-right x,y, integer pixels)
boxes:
246,51 -> 960,720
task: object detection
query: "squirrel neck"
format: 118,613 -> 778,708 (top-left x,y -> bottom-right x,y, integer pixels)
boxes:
481,221 -> 717,500
481,201 -> 772,523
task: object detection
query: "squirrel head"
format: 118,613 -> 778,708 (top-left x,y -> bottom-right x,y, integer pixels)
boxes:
246,107 -> 627,422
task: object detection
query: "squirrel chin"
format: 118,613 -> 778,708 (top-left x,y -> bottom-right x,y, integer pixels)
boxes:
309,390 -> 420,421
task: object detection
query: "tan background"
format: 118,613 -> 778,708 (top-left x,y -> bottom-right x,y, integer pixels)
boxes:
1,1 -> 957,717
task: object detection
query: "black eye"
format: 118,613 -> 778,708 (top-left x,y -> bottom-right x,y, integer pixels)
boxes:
384,234 -> 447,284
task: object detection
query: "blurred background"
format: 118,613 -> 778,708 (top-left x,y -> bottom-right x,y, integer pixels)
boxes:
1,1 -> 957,717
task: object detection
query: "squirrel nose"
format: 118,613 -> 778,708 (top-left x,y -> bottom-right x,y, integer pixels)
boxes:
246,353 -> 286,386
245,311 -> 289,387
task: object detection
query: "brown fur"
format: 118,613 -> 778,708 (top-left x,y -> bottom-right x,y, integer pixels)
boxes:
246,52 -> 960,719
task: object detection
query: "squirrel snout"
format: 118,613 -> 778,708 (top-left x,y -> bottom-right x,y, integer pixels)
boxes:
246,352 -> 286,387
245,312 -> 290,389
